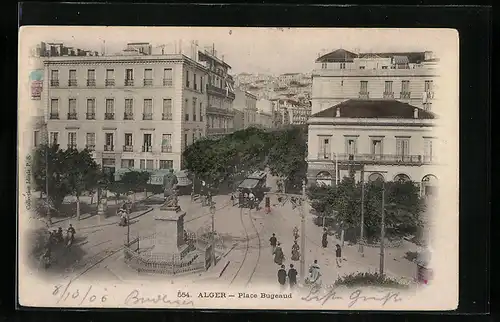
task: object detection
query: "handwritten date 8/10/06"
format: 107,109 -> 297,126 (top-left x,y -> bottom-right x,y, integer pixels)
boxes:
53,282 -> 108,305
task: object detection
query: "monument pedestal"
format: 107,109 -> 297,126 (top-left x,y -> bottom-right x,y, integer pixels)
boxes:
152,207 -> 188,256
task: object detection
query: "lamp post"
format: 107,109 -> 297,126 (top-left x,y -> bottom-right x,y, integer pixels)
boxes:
300,180 -> 306,281
379,181 -> 386,276
359,167 -> 365,255
210,202 -> 216,266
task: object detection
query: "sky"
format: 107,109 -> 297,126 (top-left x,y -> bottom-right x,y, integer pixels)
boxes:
20,27 -> 458,75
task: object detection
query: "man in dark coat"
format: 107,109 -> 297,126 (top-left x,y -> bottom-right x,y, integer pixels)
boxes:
269,233 -> 277,254
322,229 -> 328,248
277,264 -> 287,291
288,264 -> 298,289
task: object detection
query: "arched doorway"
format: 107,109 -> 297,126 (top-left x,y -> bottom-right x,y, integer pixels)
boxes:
368,172 -> 384,182
316,171 -> 333,186
394,173 -> 411,183
422,174 -> 438,197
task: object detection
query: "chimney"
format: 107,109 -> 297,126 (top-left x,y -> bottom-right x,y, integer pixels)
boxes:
336,107 -> 341,117
414,108 -> 419,119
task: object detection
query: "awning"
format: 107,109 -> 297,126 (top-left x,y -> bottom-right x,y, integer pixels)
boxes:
238,178 -> 260,189
393,56 -> 409,64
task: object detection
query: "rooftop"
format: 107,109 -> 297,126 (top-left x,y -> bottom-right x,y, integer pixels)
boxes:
316,49 -> 435,64
311,99 -> 436,119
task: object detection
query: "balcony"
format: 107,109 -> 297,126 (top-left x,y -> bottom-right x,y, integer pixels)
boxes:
400,91 -> 411,99
105,79 -> 115,86
311,153 -> 435,165
85,144 -> 95,151
161,145 -> 172,153
49,113 -> 59,119
67,112 -> 77,120
67,144 -> 77,150
68,79 -> 77,87
124,113 -> 134,120
163,79 -> 173,86
123,145 -> 134,152
105,113 -> 115,120
86,112 -> 96,120
207,127 -> 228,135
50,80 -> 59,87
207,84 -> 235,99
104,145 -> 114,152
143,79 -> 153,86
125,79 -> 134,86
383,92 -> 394,99
142,145 -> 152,152
358,92 -> 370,99
143,113 -> 153,120
162,113 -> 173,120
87,79 -> 96,87
206,105 -> 236,116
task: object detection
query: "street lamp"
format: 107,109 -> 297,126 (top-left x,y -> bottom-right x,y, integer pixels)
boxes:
380,180 -> 386,276
300,180 -> 306,281
210,202 -> 216,266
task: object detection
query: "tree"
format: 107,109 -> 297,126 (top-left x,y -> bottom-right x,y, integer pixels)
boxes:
64,148 -> 102,220
32,144 -> 101,220
267,126 -> 307,193
119,170 -> 151,202
307,179 -> 426,241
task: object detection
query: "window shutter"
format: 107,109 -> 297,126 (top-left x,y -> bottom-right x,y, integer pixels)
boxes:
396,139 -> 402,155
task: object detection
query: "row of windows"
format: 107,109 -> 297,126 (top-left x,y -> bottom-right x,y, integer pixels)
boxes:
116,159 -> 174,170
317,136 -> 436,158
320,62 -> 418,70
48,97 -> 204,122
357,80 -> 433,94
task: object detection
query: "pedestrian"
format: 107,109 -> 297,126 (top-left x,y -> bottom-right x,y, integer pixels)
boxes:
269,233 -> 277,254
335,244 -> 342,267
322,229 -> 328,248
248,191 -> 255,209
277,264 -> 287,291
288,264 -> 298,289
305,260 -> 322,290
274,242 -> 285,265
265,196 -> 271,214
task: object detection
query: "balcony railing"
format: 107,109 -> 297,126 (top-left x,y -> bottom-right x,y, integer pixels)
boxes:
67,112 -> 77,120
143,79 -> 153,86
49,113 -> 59,119
86,112 -> 96,120
142,145 -> 152,152
105,113 -> 115,120
105,79 -> 115,86
124,113 -> 134,120
125,79 -> 134,86
358,92 -> 370,99
383,92 -> 394,99
206,105 -> 235,116
143,113 -> 153,120
67,144 -> 77,150
104,145 -> 114,151
50,80 -> 59,87
400,91 -> 411,99
162,113 -> 173,120
163,79 -> 173,86
87,79 -> 96,86
68,79 -> 77,87
312,153 -> 435,164
123,145 -> 134,152
161,145 -> 172,153
207,84 -> 235,99
85,144 -> 95,151
426,91 -> 435,99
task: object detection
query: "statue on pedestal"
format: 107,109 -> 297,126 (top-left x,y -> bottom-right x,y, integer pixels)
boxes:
162,169 -> 180,211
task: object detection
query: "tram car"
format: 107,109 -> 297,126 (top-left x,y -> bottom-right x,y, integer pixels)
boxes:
236,171 -> 267,208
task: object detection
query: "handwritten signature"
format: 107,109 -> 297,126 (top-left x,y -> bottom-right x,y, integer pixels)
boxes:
301,287 -> 403,308
124,290 -> 194,306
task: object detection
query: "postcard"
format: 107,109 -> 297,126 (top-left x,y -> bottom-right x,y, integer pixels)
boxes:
18,26 -> 459,310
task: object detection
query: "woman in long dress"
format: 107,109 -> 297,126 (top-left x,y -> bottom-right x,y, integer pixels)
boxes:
273,243 -> 285,265
305,260 -> 322,290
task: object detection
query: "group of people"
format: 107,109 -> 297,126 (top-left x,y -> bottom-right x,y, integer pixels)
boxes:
269,230 -> 303,290
42,224 -> 76,268
118,201 -> 132,226
237,190 -> 260,210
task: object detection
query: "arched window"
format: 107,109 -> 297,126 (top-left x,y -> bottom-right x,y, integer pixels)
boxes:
394,173 -> 411,183
368,173 -> 384,182
316,171 -> 333,186
422,174 -> 438,197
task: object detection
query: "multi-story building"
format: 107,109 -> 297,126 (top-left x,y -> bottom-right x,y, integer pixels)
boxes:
312,49 -> 440,115
289,104 -> 312,125
307,99 -> 440,197
41,51 -> 208,175
233,89 -> 258,130
198,48 -> 236,138
256,110 -> 274,129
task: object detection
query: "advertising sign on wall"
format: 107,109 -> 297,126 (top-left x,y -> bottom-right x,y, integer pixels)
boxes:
30,70 -> 44,100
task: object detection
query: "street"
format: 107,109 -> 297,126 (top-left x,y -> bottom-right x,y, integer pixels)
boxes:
45,187 -> 418,289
